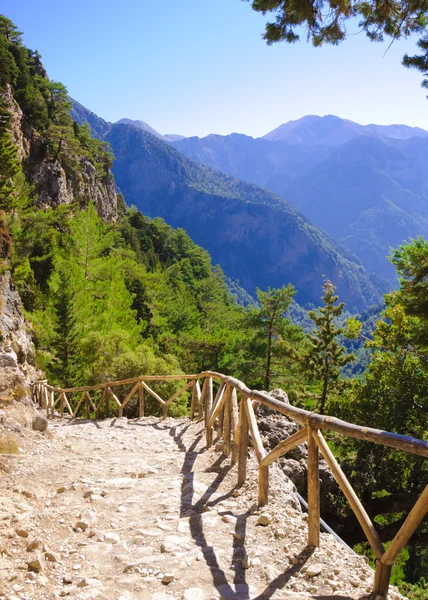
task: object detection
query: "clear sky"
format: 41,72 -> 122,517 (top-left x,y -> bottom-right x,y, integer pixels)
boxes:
3,0 -> 428,137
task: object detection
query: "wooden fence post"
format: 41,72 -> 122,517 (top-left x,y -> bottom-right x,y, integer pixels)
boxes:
139,384 -> 145,417
237,398 -> 249,487
205,377 -> 213,448
307,425 -> 320,547
230,388 -> 239,466
223,387 -> 232,456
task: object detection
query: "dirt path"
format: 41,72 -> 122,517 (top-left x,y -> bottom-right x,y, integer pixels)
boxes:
0,417 -> 402,600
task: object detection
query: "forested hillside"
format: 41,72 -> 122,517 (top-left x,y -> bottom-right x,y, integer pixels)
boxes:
172,116 -> 428,285
71,100 -> 382,310
0,14 -> 427,598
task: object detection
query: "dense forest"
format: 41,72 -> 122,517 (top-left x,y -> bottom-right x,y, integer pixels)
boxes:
0,15 -> 427,598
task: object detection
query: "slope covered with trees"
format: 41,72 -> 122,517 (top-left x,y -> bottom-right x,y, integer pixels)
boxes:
172,118 -> 428,285
1,13 -> 427,597
71,100 -> 382,310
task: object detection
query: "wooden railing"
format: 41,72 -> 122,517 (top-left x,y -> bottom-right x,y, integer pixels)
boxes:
33,371 -> 428,599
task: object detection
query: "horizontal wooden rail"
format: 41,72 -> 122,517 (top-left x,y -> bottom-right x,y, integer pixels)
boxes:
199,371 -> 428,458
33,368 -> 428,599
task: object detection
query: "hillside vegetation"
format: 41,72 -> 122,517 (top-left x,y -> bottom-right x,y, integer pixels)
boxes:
0,14 -> 427,598
71,101 -> 382,310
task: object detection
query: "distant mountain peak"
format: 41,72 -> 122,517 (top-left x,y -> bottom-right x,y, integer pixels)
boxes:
263,115 -> 428,145
115,118 -> 185,142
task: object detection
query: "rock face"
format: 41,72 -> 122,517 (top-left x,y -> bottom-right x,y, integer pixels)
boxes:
0,272 -> 37,400
1,85 -> 117,223
0,79 -> 118,401
30,156 -> 117,222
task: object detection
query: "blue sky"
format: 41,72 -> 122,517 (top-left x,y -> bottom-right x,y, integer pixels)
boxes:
3,0 -> 428,137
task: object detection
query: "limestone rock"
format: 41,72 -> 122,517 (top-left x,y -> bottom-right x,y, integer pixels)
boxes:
305,563 -> 323,577
257,513 -> 272,526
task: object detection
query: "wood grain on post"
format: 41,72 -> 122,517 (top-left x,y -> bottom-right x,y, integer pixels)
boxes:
195,380 -> 202,417
211,382 -> 226,416
373,562 -> 393,599
206,384 -> 228,429
107,387 -> 122,408
216,403 -> 225,439
199,378 -> 207,420
258,464 -> 269,507
244,398 -> 267,464
62,393 -> 74,418
205,377 -> 213,448
139,384 -> 144,417
140,381 -> 165,406
237,398 -> 249,487
190,380 -> 197,419
60,392 -> 64,419
313,429 -> 384,559
230,388 -> 239,465
260,428 -> 308,467
223,387 -> 232,456
307,425 -> 320,547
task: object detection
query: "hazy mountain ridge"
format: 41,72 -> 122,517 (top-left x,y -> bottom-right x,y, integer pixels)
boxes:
70,100 -> 382,309
263,114 -> 428,145
172,115 -> 428,283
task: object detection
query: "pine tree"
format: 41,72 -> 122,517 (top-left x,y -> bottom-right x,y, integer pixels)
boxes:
303,280 -> 355,413
49,263 -> 79,387
245,284 -> 304,390
0,105 -> 20,211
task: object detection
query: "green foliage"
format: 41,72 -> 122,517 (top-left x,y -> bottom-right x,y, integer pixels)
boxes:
0,14 -> 113,181
302,280 -> 356,412
244,284 -> 304,390
328,257 -> 428,592
391,237 -> 428,342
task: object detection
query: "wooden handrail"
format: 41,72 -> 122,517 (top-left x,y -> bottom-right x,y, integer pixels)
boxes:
33,369 -> 428,599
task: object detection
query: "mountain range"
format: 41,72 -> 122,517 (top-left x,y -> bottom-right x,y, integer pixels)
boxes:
172,115 -> 428,282
70,102 -> 382,309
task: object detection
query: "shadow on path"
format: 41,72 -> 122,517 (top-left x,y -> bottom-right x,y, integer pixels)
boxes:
163,421 -> 329,600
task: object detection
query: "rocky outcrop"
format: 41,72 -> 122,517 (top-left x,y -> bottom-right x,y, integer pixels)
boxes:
0,85 -> 30,161
2,84 -> 117,222
31,157 -> 117,222
0,272 -> 37,400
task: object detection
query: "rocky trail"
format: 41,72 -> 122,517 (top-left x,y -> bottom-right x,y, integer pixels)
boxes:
0,416 -> 402,600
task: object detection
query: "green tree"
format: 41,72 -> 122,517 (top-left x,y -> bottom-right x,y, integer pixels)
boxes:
0,15 -> 22,43
0,104 -> 20,211
249,284 -> 300,390
49,263 -> 79,386
303,280 -> 355,413
390,237 -> 428,341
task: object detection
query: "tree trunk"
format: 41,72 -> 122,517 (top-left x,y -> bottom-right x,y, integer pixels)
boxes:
265,326 -> 272,390
319,359 -> 329,414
